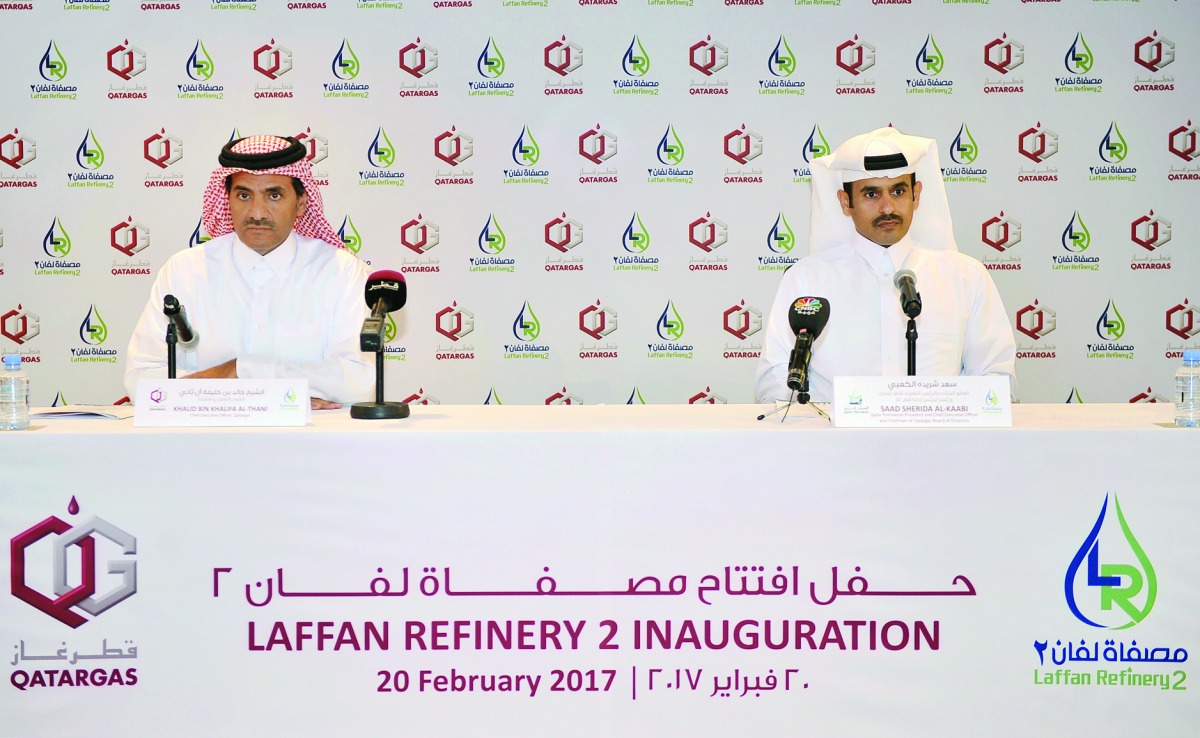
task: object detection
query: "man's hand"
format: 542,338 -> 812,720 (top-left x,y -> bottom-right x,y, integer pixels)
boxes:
184,359 -> 238,379
310,398 -> 342,411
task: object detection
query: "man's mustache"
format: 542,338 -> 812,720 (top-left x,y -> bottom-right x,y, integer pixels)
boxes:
243,218 -> 275,227
873,214 -> 903,227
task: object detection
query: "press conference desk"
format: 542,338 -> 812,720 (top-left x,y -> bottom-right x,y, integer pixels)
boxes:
3,404 -> 1196,737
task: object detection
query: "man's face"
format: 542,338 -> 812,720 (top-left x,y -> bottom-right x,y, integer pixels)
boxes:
836,174 -> 922,247
228,172 -> 307,255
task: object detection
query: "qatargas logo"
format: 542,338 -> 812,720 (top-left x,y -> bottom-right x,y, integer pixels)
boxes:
688,213 -> 728,272
0,128 -> 37,171
1064,494 -> 1155,629
1089,299 -> 1134,358
943,124 -> 986,184
689,387 -> 727,405
723,125 -> 764,184
110,216 -> 150,260
506,301 -> 549,360
403,388 -> 439,406
253,39 -> 293,81
107,39 -> 147,81
434,301 -> 475,358
1015,301 -> 1056,359
142,128 -> 183,170
544,35 -> 583,78
545,388 -> 582,406
689,35 -> 728,77
1166,299 -> 1199,343
578,124 -> 618,164
760,35 -> 805,97
400,214 -> 440,273
616,35 -> 659,96
399,37 -> 438,78
760,212 -> 798,272
835,35 -> 874,77
434,126 -> 474,170
578,301 -> 617,358
1130,211 -> 1172,272
722,300 -> 762,360
545,213 -> 584,272
11,497 -> 137,628
295,127 -> 329,167
1167,120 -> 1198,171
981,211 -> 1022,271
1017,123 -> 1059,183
984,33 -> 1024,75
579,300 -> 617,341
2,304 -> 41,345
1134,32 -> 1174,74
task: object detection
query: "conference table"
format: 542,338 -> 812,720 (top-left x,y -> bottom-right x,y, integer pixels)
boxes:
3,403 -> 1196,736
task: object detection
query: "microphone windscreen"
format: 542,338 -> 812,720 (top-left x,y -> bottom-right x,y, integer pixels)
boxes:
364,270 -> 407,312
788,296 -> 831,338
893,268 -> 916,289
163,294 -> 181,316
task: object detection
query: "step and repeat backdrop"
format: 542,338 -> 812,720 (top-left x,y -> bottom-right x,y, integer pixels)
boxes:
0,0 -> 1196,406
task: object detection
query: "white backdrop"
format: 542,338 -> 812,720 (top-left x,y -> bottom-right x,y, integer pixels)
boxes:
0,0 -> 1197,405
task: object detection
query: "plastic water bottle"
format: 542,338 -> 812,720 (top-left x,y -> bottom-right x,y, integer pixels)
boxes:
1176,349 -> 1200,428
0,354 -> 30,431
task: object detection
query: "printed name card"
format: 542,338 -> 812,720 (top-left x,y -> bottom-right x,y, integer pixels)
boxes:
831,376 -> 1012,428
133,379 -> 310,427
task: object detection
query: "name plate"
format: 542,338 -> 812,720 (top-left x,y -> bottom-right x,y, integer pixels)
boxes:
134,379 -> 310,427
832,376 -> 1012,428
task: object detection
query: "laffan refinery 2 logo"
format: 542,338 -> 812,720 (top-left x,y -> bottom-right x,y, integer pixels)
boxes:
1030,494 -> 1187,692
11,497 -> 137,628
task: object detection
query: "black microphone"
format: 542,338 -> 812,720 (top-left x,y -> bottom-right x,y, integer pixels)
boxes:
162,294 -> 199,350
785,296 -> 831,394
360,270 -> 407,352
893,269 -> 922,319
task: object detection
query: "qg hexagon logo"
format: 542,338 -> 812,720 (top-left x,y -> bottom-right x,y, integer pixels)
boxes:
1064,494 -> 1155,630
434,126 -> 473,167
579,300 -> 617,341
2,304 -> 41,346
835,35 -> 875,76
435,302 -> 474,342
578,124 -> 617,166
143,128 -> 183,169
107,39 -> 147,81
401,214 -> 439,255
111,217 -> 149,258
688,212 -> 727,253
1016,300 -> 1056,341
1,129 -> 37,170
399,37 -> 438,79
1131,211 -> 1171,253
723,300 -> 762,341
983,33 -> 1024,75
1166,299 -> 1199,341
982,212 -> 1021,253
11,497 -> 137,628
545,213 -> 583,254
1167,120 -> 1198,164
689,35 -> 728,77
1018,123 -> 1059,164
253,39 -> 293,80
723,125 -> 763,165
544,35 -> 583,77
1134,32 -> 1174,74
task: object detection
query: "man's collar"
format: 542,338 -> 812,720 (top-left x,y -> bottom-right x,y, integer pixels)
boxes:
233,232 -> 297,280
849,232 -> 913,273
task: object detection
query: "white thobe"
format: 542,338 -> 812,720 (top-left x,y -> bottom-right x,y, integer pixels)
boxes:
755,234 -> 1016,403
124,233 -> 374,403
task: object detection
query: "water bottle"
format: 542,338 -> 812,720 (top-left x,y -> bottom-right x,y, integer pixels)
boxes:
1,354 -> 30,431
1176,349 -> 1200,428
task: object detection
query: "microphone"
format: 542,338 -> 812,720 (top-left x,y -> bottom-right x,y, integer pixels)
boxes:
360,270 -> 407,352
785,296 -> 831,394
893,269 -> 922,319
162,294 -> 199,350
